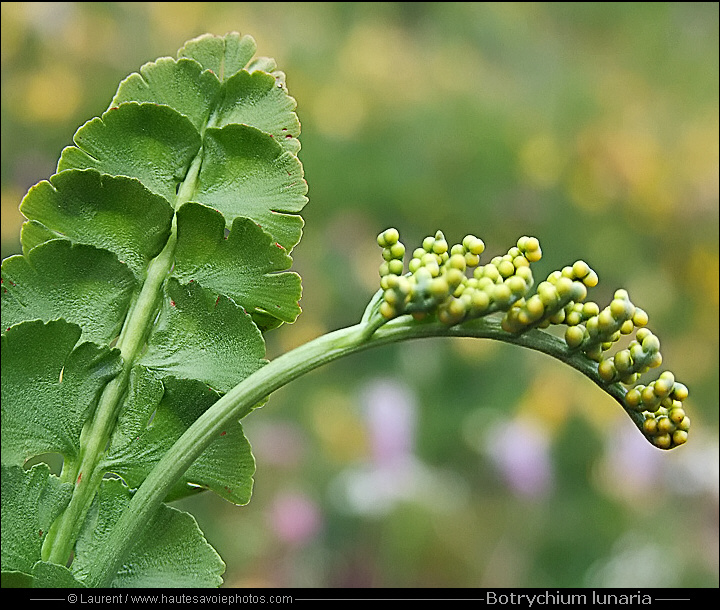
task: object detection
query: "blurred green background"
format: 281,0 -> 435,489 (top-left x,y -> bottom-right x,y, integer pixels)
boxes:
2,2 -> 718,588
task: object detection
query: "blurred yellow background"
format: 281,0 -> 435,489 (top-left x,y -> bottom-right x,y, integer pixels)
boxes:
2,2 -> 718,588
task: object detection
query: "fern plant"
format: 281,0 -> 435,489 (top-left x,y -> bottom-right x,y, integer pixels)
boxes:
1,33 -> 690,588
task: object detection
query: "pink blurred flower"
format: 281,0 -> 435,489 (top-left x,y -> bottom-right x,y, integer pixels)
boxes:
268,491 -> 322,546
361,378 -> 416,466
485,417 -> 553,497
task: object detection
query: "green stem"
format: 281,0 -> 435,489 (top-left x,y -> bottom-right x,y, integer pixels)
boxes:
43,155 -> 204,565
43,231 -> 177,564
87,313 -> 634,587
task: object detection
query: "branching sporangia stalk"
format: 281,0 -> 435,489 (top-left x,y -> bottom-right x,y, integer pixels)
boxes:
1,32 -> 690,589
87,227 -> 690,587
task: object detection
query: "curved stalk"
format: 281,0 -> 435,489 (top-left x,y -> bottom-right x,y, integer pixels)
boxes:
88,312 -> 634,587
